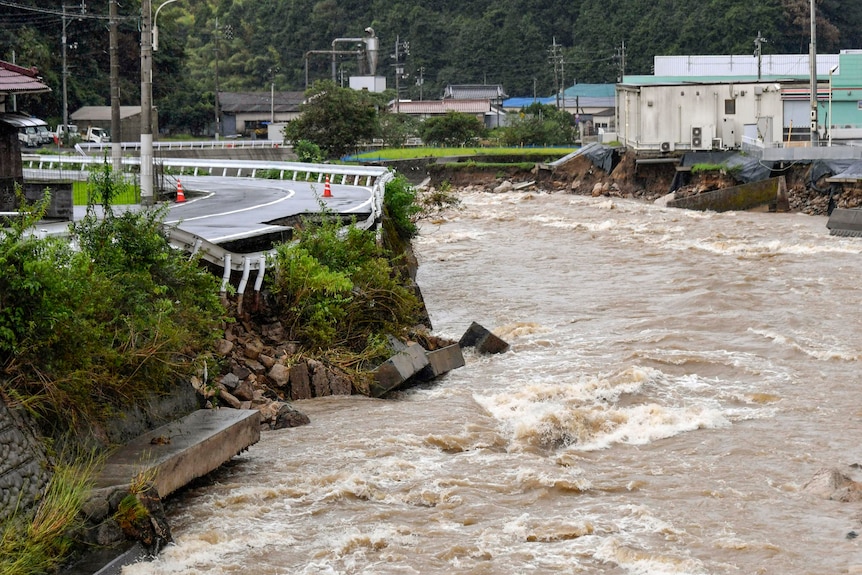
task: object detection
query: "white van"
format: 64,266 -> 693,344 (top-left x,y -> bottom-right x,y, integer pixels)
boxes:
0,113 -> 50,147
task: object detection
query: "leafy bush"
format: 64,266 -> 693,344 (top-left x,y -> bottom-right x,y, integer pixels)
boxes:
295,139 -> 324,163
269,215 -> 421,357
0,172 -> 224,435
384,174 -> 421,240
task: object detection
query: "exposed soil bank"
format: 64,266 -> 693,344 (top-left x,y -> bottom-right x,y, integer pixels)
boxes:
423,149 -> 862,216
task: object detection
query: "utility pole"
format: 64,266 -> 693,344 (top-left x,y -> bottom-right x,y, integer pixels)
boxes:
615,40 -> 626,82
549,38 -> 561,108
214,18 -> 221,140
269,66 -> 278,124
109,0 -> 120,170
809,0 -> 819,145
754,31 -> 767,81
141,0 -> 153,205
392,35 -> 409,113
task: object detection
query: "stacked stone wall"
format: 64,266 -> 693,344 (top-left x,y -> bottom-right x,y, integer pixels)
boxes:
0,398 -> 50,522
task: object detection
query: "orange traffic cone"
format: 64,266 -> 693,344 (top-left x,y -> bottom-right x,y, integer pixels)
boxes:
176,179 -> 186,203
323,175 -> 332,198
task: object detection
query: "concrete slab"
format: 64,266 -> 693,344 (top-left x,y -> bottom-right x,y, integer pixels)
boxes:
370,342 -> 430,398
95,409 -> 260,498
459,322 -> 510,354
418,344 -> 466,380
827,208 -> 862,237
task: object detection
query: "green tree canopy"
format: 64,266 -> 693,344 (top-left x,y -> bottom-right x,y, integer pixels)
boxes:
283,80 -> 379,159
419,112 -> 486,147
501,103 -> 576,146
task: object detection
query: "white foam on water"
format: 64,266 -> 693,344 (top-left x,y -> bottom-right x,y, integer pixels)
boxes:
750,326 -> 862,361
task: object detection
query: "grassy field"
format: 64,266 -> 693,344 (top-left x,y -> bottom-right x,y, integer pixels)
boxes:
72,181 -> 140,206
349,146 -> 578,161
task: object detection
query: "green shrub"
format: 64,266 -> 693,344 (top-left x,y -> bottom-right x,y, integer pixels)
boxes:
384,174 -> 421,240
295,139 -> 324,163
0,173 -> 224,435
269,215 -> 420,357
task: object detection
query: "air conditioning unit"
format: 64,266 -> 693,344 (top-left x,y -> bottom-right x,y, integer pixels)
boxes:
660,141 -> 674,152
691,126 -> 703,149
711,137 -> 723,150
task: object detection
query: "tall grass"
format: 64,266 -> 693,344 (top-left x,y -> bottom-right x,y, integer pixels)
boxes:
0,458 -> 96,575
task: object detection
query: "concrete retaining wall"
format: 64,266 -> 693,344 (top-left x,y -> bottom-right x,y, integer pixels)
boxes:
0,398 -> 50,523
668,176 -> 789,212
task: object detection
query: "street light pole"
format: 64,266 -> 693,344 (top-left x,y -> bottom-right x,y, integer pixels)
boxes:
141,0 -> 154,205
153,0 -> 180,51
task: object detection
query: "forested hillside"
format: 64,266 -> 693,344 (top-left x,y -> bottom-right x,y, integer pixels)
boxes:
2,0 -> 861,134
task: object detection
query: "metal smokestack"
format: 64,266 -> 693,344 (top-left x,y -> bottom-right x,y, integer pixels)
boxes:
364,28 -> 378,76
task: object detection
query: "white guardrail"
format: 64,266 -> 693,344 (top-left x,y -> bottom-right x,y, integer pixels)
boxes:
21,153 -> 393,303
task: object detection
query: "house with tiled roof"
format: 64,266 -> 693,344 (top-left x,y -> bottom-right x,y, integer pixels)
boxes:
442,84 -> 508,106
388,98 -> 506,129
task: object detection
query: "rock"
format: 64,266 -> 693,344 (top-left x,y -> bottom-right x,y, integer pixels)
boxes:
273,403 -> 311,429
215,338 -> 234,356
268,363 -> 291,387
220,373 -> 240,390
802,467 -> 862,501
243,358 -> 265,373
493,180 -> 513,193
217,386 -> 242,409
289,362 -> 312,400
259,353 -> 276,369
231,363 -> 251,380
244,338 -> 264,360
233,379 -> 255,402
591,182 -> 604,197
310,361 -> 331,396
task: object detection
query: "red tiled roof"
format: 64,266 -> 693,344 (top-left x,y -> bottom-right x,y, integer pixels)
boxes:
0,61 -> 51,95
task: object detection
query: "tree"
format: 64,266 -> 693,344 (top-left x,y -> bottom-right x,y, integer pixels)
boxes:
378,113 -> 420,147
419,112 -> 486,147
283,80 -> 379,159
500,103 -> 575,146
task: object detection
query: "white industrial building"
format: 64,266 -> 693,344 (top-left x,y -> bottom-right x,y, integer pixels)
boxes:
616,54 -> 845,153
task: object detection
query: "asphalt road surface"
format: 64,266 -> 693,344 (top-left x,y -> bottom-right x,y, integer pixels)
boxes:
163,176 -> 374,244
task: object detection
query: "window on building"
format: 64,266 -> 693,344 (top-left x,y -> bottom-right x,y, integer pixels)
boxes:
725,99 -> 736,115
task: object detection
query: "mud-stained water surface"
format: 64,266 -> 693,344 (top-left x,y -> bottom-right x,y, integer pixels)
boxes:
126,191 -> 862,574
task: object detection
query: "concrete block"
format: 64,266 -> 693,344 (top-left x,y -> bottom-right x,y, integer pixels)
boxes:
370,342 -> 429,397
827,208 -> 862,237
459,322 -> 510,354
418,343 -> 465,380
94,409 -> 260,498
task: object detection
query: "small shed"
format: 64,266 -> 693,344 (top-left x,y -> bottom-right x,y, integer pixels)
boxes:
70,106 -> 158,143
0,59 -> 50,206
217,91 -> 305,137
